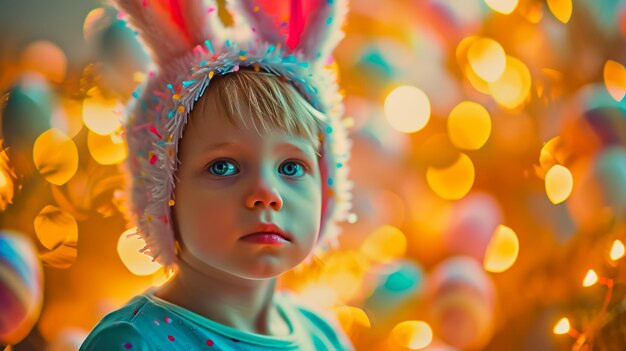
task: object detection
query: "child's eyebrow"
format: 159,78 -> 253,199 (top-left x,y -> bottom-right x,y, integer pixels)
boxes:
206,140 -> 313,152
277,143 -> 318,159
203,141 -> 315,157
204,141 -> 237,151
279,143 -> 309,153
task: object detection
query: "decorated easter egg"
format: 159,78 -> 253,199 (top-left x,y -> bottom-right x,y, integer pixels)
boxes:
1,75 -> 54,151
364,259 -> 425,321
426,256 -> 496,349
568,146 -> 626,230
443,192 -> 503,261
0,230 -> 44,345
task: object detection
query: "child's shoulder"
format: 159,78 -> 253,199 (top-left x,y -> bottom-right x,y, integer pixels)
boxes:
79,295 -> 164,351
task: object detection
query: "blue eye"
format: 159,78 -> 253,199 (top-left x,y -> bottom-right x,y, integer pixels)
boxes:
279,161 -> 305,177
208,160 -> 239,176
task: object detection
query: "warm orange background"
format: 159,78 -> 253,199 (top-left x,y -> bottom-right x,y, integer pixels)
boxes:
1,0 -> 626,350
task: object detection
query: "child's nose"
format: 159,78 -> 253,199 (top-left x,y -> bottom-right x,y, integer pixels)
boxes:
244,171 -> 284,211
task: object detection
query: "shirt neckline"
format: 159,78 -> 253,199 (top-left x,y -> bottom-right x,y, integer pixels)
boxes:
141,289 -> 304,348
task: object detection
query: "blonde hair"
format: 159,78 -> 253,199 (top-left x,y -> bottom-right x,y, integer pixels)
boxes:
194,69 -> 327,153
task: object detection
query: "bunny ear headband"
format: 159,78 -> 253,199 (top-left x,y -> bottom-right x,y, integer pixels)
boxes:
112,0 -> 353,267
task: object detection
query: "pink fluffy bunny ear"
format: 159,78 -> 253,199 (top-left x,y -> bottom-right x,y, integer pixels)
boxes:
237,0 -> 348,66
111,0 -> 227,68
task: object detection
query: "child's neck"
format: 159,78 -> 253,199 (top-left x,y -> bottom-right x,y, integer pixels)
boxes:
154,251 -> 291,337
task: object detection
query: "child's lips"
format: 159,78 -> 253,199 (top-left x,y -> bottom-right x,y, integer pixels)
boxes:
240,223 -> 292,243
240,233 -> 291,245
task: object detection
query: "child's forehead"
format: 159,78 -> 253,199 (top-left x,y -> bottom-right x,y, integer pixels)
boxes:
194,131 -> 317,155
187,71 -> 324,154
191,105 -> 309,139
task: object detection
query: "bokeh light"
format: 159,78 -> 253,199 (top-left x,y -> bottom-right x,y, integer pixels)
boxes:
467,38 -> 506,83
82,88 -> 124,135
389,320 -> 433,350
360,225 -> 407,264
87,128 -> 127,165
426,153 -> 475,200
464,64 -> 492,94
298,283 -> 340,310
456,36 -> 477,67
610,240 -> 625,262
539,136 -> 567,173
488,56 -> 531,109
20,41 -> 67,84
33,205 -> 78,269
583,269 -> 598,287
116,228 -> 162,276
483,225 -> 520,273
447,101 -> 491,150
603,60 -> 626,102
484,0 -> 519,15
319,251 -> 368,303
384,85 -> 431,133
51,95 -> 84,139
0,150 -> 15,211
32,128 -> 79,186
456,36 -> 491,95
333,305 -> 371,335
545,164 -> 574,204
553,317 -> 570,335
0,166 -> 8,189
547,0 -> 573,24
34,205 -> 77,251
83,8 -> 108,43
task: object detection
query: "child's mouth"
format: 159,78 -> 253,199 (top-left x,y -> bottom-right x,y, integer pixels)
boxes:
240,233 -> 291,245
241,223 -> 292,243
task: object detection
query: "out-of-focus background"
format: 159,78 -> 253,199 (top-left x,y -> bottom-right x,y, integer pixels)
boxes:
1,0 -> 625,350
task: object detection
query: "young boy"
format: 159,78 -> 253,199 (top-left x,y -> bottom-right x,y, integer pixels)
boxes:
80,0 -> 353,350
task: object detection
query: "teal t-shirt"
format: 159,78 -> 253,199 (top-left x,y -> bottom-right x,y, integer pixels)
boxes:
80,290 -> 354,351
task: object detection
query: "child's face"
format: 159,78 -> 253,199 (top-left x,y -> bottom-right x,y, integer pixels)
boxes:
172,91 -> 322,280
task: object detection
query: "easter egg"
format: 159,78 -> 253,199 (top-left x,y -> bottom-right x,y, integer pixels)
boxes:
426,256 -> 496,349
1,75 -> 54,150
0,230 -> 44,345
443,192 -> 503,261
593,147 -> 626,216
568,146 -> 626,230
363,259 -> 425,322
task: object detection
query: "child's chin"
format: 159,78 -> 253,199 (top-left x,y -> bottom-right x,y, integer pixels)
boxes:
233,263 -> 296,281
